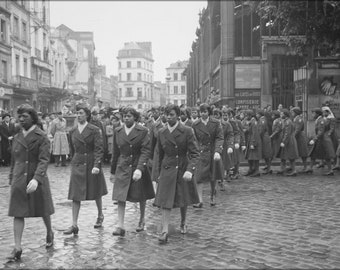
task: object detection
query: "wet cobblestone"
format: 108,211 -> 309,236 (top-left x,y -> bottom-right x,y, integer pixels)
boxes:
0,165 -> 340,269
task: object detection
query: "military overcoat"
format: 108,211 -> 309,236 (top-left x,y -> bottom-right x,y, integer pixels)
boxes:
293,115 -> 308,158
221,120 -> 234,171
154,123 -> 200,209
111,124 -> 154,202
271,118 -> 283,158
150,120 -> 166,182
309,116 -> 336,160
258,116 -> 272,159
8,126 -> 54,217
245,118 -> 262,161
68,123 -> 108,201
279,118 -> 299,160
192,118 -> 224,183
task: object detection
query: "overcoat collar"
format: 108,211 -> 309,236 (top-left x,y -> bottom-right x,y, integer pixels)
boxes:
15,126 -> 43,149
161,122 -> 185,146
117,123 -> 143,143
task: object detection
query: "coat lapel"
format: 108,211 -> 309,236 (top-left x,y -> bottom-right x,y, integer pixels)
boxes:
15,132 -> 28,149
127,125 -> 139,142
73,127 -> 86,144
163,127 -> 177,146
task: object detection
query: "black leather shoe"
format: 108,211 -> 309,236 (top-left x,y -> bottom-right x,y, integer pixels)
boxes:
316,163 -> 324,168
332,166 -> 340,171
323,171 -> 334,176
180,224 -> 187,234
262,169 -> 273,175
276,170 -> 284,175
286,171 -> 297,177
305,168 -> 313,174
94,215 -> 104,228
112,227 -> 126,237
193,203 -> 203,208
244,170 -> 254,176
250,172 -> 260,177
46,231 -> 54,248
6,248 -> 22,261
63,225 -> 79,235
158,232 -> 168,244
136,222 -> 145,232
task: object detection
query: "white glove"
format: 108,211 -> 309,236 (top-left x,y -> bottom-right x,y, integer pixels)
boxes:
91,167 -> 100,174
280,143 -> 285,148
234,143 -> 240,149
8,136 -> 13,140
250,145 -> 255,150
110,174 -> 116,183
183,171 -> 193,181
309,140 -> 315,145
214,152 -> 221,161
132,169 -> 142,181
227,148 -> 233,154
241,146 -> 246,151
26,179 -> 38,194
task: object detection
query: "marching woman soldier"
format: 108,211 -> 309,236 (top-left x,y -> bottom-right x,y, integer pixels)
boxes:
270,110 -> 283,164
180,107 -> 193,127
308,108 -> 335,176
7,104 -> 55,261
110,107 -> 155,236
227,108 -> 246,179
192,103 -> 224,207
322,106 -> 338,159
256,109 -> 273,174
64,105 -> 108,235
290,107 -> 309,173
154,104 -> 200,244
277,109 -> 299,176
244,110 -> 262,177
221,107 -> 234,188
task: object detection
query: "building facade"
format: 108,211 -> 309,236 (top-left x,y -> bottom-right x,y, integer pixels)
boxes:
117,42 -> 154,110
0,0 -> 13,112
166,60 -> 188,106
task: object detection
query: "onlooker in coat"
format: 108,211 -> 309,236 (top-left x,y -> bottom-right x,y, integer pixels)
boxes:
0,113 -> 16,166
192,103 -> 224,207
153,104 -> 200,244
110,107 -> 154,236
256,109 -> 273,174
64,105 -> 108,235
49,112 -> 70,166
277,109 -> 299,176
191,106 -> 200,123
308,108 -> 336,176
290,107 -> 309,173
244,110 -> 262,177
7,104 -> 54,261
105,117 -> 115,161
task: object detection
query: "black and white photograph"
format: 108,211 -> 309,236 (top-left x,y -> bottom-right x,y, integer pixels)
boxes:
0,0 -> 340,269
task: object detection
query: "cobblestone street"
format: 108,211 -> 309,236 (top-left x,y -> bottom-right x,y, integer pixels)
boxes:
1,165 -> 340,269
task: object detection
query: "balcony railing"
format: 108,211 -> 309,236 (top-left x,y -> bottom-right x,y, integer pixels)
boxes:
11,75 -> 38,92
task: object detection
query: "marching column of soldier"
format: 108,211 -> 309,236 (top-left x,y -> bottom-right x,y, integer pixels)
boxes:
4,101 -> 340,261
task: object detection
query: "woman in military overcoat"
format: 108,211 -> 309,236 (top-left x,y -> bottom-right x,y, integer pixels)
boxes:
309,108 -> 335,176
277,109 -> 299,176
110,107 -> 154,236
244,110 -> 262,177
64,105 -> 108,235
192,103 -> 224,207
154,104 -> 200,244
221,107 -> 234,186
7,104 -> 54,261
290,107 -> 309,173
270,110 -> 283,161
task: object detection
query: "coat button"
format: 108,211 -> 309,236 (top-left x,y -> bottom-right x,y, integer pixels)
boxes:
175,166 -> 178,169
129,165 -> 132,167
26,161 -> 28,163
24,173 -> 27,176
176,155 -> 178,158
130,155 -> 133,157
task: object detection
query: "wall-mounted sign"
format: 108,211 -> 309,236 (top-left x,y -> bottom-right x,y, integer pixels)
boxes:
234,89 -> 261,109
235,64 -> 261,89
0,87 -> 13,97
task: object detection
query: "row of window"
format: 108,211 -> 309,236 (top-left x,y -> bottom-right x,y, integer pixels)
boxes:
168,85 -> 186,95
118,72 -> 153,82
172,99 -> 186,106
119,60 -> 152,70
118,87 -> 153,99
167,72 -> 186,81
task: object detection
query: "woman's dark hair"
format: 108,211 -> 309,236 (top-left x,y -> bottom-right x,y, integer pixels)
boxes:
122,106 -> 140,122
271,110 -> 281,119
164,104 -> 180,117
17,104 -> 39,124
227,108 -> 235,117
281,108 -> 291,118
199,103 -> 212,115
181,107 -> 191,119
76,104 -> 91,122
212,108 -> 222,117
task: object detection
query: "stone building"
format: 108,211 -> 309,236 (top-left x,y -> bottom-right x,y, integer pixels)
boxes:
165,60 -> 188,106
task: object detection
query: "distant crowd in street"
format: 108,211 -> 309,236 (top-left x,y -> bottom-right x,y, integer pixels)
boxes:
4,99 -> 340,261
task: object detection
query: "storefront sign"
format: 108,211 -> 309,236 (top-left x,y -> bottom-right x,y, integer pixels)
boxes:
19,76 -> 38,91
235,64 -> 261,89
235,89 -> 261,109
38,69 -> 51,87
0,87 -> 13,96
32,58 -> 53,71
